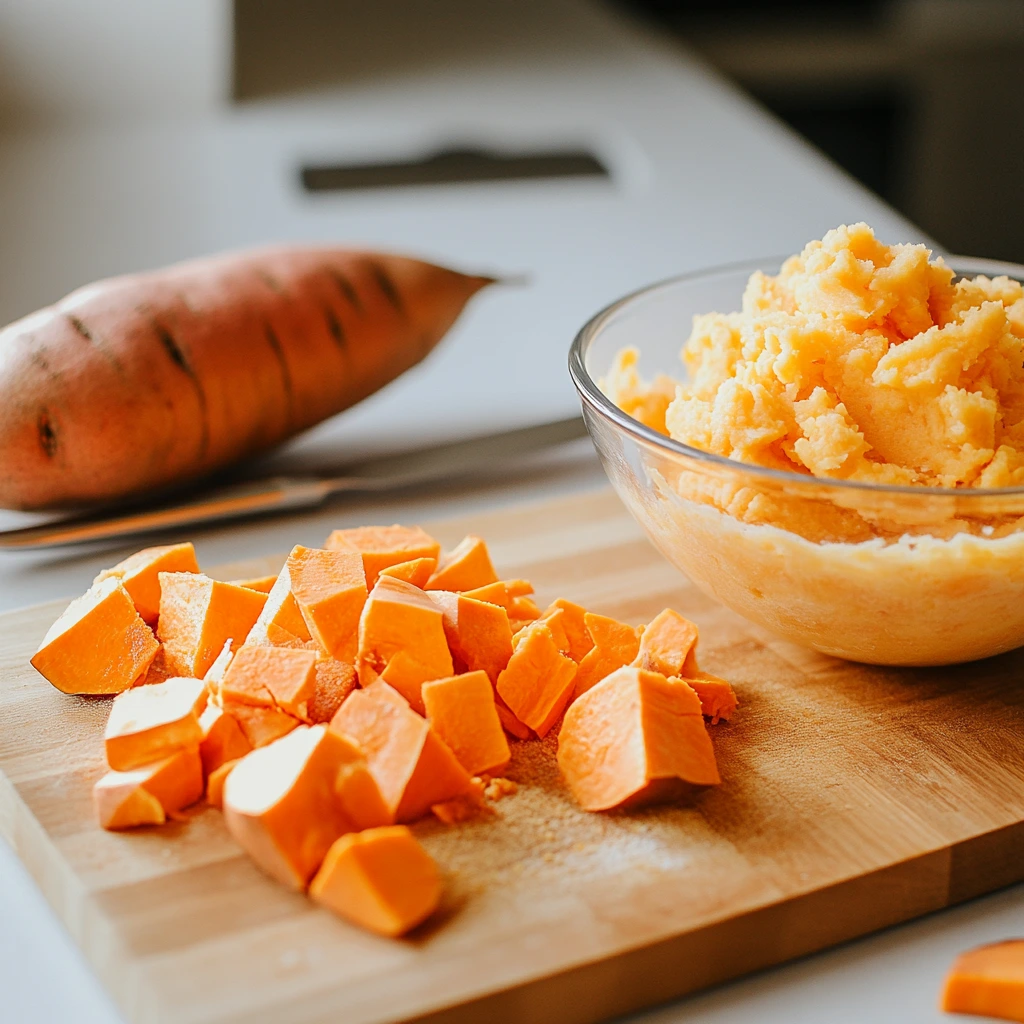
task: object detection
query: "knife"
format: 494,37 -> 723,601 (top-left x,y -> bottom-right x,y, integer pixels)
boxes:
0,416 -> 590,550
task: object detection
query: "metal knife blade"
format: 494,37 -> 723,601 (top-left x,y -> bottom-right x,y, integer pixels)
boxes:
0,416 -> 590,550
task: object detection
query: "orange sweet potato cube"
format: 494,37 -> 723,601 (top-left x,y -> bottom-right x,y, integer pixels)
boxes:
422,671 -> 510,776
634,608 -> 700,678
32,577 -> 160,695
683,670 -> 738,724
243,559 -> 311,648
572,612 -> 642,700
157,573 -> 267,678
558,667 -> 719,811
425,535 -> 499,592
224,703 -> 300,749
287,546 -> 367,661
309,658 -> 358,724
205,757 -> 240,809
310,825 -> 441,937
95,542 -> 200,625
942,940 -> 1024,1021
104,676 -> 207,771
198,703 -> 252,776
223,724 -> 389,890
542,599 -> 594,663
222,645 -> 317,720
497,619 -> 577,737
355,576 -> 453,705
330,686 -> 472,823
428,591 -> 513,683
94,746 -> 204,830
377,557 -> 437,588
325,524 -> 441,588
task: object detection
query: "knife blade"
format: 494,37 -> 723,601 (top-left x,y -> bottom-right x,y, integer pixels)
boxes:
0,416 -> 590,550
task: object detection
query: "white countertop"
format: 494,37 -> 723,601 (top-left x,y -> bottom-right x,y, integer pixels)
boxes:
1,1 -> 1015,1021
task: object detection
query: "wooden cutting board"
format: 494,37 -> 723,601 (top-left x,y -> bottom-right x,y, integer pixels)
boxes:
3,487 -> 1024,1024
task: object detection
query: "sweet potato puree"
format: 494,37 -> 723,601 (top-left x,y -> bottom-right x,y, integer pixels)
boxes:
602,224 -> 1024,665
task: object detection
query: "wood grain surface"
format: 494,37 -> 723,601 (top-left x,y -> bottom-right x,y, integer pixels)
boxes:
3,487 -> 1024,1024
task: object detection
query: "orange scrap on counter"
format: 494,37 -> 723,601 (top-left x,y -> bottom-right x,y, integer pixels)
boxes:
38,519 -> 736,943
31,577 -> 160,695
422,671 -> 511,776
497,617 -> 577,738
104,676 -> 207,771
158,573 -> 268,677
93,747 -> 204,830
942,941 -> 1024,1022
310,826 -> 441,938
572,612 -> 642,699
426,535 -> 499,592
326,524 -> 441,588
222,724 -> 389,890
331,684 -> 472,823
287,545 -> 368,660
95,542 -> 199,625
559,667 -> 720,811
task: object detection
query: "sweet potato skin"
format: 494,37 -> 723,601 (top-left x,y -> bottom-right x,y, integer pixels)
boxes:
0,247 -> 492,509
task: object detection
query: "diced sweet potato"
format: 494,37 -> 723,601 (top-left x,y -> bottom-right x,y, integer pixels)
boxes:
287,546 -> 367,661
496,619 -> 577,738
309,659 -> 358,724
205,757 -> 239,809
225,702 -> 300,749
684,670 -> 738,724
198,703 -> 252,776
325,524 -> 441,588
542,599 -> 594,663
104,677 -> 207,771
223,724 -> 388,889
243,559 -> 311,648
330,686 -> 471,823
355,576 -> 453,708
32,577 -> 160,695
572,612 -> 641,700
494,694 -> 533,740
515,607 -> 570,656
558,667 -> 719,811
94,746 -> 204,829
309,825 -> 441,937
95,542 -> 200,625
426,535 -> 499,592
422,671 -> 510,776
157,573 -> 267,677
634,608 -> 700,678
942,941 -> 1024,1022
376,651 -> 444,714
428,590 -> 514,683
378,557 -> 437,588
463,579 -> 533,607
227,574 -> 277,594
220,645 -> 317,722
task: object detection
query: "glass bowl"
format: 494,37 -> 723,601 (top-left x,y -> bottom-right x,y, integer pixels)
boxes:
570,256 -> 1024,667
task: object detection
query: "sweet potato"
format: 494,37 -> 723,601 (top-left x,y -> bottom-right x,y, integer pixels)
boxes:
942,941 -> 1024,1022
310,826 -> 441,937
325,524 -> 441,588
95,542 -> 199,625
426,535 -> 499,592
94,747 -> 204,830
0,248 -> 494,510
422,671 -> 510,776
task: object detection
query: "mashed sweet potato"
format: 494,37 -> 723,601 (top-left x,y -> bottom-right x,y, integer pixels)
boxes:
606,223 -> 1024,489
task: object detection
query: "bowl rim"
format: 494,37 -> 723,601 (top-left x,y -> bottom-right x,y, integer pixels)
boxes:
569,253 -> 1024,499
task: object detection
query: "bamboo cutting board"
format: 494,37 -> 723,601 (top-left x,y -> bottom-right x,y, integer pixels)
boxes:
3,487 -> 1024,1024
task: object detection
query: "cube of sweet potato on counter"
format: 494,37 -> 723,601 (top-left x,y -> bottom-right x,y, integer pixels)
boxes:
377,557 -> 437,588
326,524 -> 441,588
287,546 -> 367,661
428,591 -> 513,683
94,747 -> 203,829
243,560 -> 311,648
422,671 -> 510,776
157,573 -> 267,677
572,612 -> 641,700
497,619 -> 577,738
558,667 -> 719,812
942,940 -> 1024,1021
104,676 -> 207,771
32,577 -> 159,695
95,542 -> 199,625
426,535 -> 498,592
310,826 -> 441,937
634,608 -> 700,678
